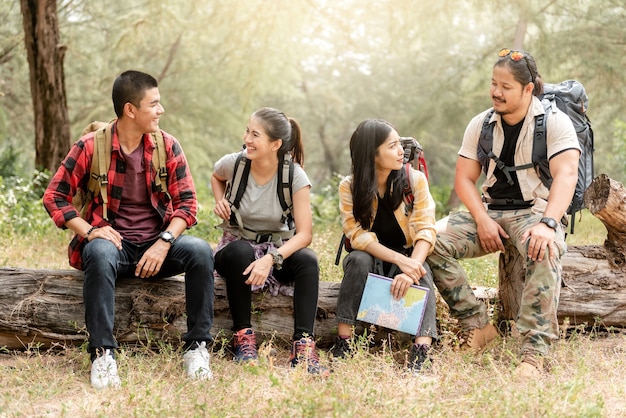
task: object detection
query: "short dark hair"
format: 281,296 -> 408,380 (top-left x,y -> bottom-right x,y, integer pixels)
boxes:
111,70 -> 158,117
494,50 -> 544,96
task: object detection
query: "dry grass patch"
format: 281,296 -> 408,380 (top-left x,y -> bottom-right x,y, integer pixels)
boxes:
1,330 -> 625,417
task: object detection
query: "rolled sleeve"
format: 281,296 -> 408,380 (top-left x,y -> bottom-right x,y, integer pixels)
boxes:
546,109 -> 581,158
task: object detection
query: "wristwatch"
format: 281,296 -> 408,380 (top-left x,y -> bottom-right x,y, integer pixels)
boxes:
159,230 -> 176,245
268,249 -> 283,270
539,217 -> 558,231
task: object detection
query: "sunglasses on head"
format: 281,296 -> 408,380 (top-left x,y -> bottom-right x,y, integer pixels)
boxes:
498,48 -> 535,83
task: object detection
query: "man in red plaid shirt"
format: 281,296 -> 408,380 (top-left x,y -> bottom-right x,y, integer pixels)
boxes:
43,70 -> 214,389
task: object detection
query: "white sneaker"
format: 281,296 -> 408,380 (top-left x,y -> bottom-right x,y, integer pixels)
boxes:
183,341 -> 212,380
91,349 -> 121,389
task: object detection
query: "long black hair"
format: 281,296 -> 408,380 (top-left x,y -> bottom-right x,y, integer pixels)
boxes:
349,119 -> 405,229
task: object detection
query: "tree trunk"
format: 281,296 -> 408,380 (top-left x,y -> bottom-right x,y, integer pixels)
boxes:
496,174 -> 626,327
20,0 -> 71,172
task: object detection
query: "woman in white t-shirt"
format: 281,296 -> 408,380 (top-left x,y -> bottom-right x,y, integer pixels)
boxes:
211,107 -> 328,376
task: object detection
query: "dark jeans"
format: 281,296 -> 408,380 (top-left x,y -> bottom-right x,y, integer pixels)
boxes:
214,240 -> 319,340
336,250 -> 438,339
82,235 -> 215,356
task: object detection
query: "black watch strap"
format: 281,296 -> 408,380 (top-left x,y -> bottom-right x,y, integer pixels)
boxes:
540,217 -> 558,231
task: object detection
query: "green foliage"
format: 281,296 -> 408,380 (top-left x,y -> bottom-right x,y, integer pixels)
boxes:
608,118 -> 626,180
428,183 -> 453,220
0,170 -> 53,235
0,138 -> 26,179
6,0 -> 626,193
310,173 -> 342,226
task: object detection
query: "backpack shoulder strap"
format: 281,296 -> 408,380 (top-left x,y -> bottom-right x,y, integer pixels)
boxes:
532,101 -> 549,162
477,109 -> 497,176
222,151 -> 250,233
226,151 -> 251,209
276,154 -> 295,228
478,109 -> 539,186
88,124 -> 112,221
531,101 -> 552,190
402,163 -> 414,215
151,130 -> 168,193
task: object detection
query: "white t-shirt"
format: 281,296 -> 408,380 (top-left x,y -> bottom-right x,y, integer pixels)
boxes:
213,151 -> 311,234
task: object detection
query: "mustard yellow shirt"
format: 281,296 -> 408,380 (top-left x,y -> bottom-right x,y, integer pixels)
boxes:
339,168 -> 437,254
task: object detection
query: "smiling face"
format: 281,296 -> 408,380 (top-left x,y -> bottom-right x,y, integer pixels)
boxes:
130,87 -> 164,133
242,115 -> 281,160
490,64 -> 533,123
375,129 -> 404,173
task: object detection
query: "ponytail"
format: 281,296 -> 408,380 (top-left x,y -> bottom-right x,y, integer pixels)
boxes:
288,118 -> 304,166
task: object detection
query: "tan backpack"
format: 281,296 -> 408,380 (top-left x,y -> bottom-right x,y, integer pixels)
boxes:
73,121 -> 167,221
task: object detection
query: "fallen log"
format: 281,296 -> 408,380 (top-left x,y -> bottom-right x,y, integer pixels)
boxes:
0,268 -> 341,350
1,174 -> 624,351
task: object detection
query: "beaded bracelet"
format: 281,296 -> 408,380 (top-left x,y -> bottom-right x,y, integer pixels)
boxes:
86,226 -> 98,240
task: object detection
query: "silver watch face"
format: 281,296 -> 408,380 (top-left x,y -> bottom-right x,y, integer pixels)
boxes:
161,231 -> 174,242
271,250 -> 283,266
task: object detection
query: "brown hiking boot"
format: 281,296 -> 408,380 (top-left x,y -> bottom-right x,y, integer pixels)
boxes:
460,323 -> 498,352
514,352 -> 543,378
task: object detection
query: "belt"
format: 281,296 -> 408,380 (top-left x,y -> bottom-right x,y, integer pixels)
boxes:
482,196 -> 533,206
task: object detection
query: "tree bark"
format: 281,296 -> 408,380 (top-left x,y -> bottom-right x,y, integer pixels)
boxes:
0,268 -> 342,350
20,0 -> 70,172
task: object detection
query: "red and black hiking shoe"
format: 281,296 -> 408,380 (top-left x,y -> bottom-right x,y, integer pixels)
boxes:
233,328 -> 258,364
289,337 -> 330,377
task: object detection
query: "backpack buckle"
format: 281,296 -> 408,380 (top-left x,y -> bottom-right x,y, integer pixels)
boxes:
255,233 -> 273,244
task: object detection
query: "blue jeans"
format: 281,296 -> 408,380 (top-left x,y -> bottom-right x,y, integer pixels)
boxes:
336,250 -> 438,339
82,235 -> 215,355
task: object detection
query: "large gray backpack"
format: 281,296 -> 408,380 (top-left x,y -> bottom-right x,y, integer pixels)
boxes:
478,80 -> 594,233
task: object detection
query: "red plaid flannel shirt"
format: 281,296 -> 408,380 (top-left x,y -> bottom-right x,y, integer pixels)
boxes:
43,122 -> 198,270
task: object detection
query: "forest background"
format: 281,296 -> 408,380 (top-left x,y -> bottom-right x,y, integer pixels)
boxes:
2,1 -> 626,417
2,0 -> 626,201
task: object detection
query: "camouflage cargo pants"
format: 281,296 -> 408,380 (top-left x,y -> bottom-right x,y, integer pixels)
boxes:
426,209 -> 566,355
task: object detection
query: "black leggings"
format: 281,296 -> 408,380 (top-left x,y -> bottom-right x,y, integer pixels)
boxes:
215,240 -> 320,340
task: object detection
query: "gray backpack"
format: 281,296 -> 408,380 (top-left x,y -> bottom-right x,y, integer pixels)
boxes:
478,80 -> 594,233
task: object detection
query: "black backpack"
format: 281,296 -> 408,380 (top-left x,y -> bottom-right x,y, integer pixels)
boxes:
477,80 -> 594,233
224,150 -> 295,242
